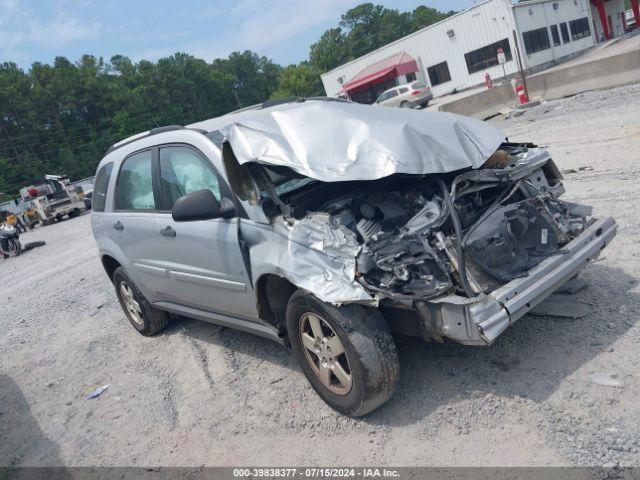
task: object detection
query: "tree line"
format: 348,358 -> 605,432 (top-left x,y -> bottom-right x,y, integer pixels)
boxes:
0,3 -> 455,200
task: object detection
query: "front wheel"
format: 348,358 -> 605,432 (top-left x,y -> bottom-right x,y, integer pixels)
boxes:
286,290 -> 399,417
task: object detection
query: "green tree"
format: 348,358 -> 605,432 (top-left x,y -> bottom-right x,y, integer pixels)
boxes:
213,51 -> 282,107
309,3 -> 457,73
309,28 -> 352,72
411,6 -> 456,31
270,63 -> 325,99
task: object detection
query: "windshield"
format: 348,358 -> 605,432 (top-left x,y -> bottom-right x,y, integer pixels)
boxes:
274,177 -> 317,196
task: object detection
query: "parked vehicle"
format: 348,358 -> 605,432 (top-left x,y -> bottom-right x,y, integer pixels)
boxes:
20,175 -> 86,225
91,98 -> 616,416
375,81 -> 433,109
0,223 -> 22,258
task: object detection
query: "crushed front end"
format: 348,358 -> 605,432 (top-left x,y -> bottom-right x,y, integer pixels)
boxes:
263,142 -> 616,345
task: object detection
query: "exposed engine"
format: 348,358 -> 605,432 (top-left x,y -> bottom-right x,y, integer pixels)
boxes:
272,142 -> 593,301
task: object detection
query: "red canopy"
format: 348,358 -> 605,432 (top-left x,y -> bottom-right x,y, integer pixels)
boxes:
341,52 -> 418,94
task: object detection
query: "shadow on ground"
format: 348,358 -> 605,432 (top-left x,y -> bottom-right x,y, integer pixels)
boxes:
0,375 -> 72,477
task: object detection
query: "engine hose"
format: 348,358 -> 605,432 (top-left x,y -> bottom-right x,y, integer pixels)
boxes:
437,178 -> 474,298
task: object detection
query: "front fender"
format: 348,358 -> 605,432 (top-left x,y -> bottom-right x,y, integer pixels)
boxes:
240,218 -> 376,306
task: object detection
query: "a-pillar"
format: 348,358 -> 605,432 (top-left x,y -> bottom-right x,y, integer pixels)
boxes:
632,0 -> 640,31
595,0 -> 611,40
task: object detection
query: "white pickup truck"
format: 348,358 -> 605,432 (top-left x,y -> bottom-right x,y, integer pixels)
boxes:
20,175 -> 86,225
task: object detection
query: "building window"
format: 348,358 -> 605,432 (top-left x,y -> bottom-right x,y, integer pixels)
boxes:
427,61 -> 451,86
550,25 -> 561,46
405,72 -> 417,82
560,22 -> 570,43
522,27 -> 551,54
464,39 -> 512,74
569,17 -> 591,40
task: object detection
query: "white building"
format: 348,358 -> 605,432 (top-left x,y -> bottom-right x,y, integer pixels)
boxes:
321,0 -> 632,103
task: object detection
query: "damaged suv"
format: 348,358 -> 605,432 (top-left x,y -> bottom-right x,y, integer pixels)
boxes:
92,98 -> 616,416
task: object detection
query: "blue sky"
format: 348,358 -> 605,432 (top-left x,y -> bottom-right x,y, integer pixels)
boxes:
0,0 -> 477,70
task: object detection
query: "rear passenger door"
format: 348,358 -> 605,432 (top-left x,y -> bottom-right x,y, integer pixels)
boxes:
152,144 -> 258,320
109,149 -> 167,301
396,86 -> 409,105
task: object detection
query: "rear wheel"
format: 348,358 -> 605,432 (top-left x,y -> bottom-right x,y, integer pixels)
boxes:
112,267 -> 170,336
68,208 -> 81,218
286,290 -> 399,416
400,101 -> 410,108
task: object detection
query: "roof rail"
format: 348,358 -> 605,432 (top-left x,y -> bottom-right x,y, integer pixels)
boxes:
259,96 -> 350,110
106,125 -> 206,154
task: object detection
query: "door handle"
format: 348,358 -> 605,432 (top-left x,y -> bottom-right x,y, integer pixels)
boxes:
113,221 -> 123,231
160,226 -> 176,237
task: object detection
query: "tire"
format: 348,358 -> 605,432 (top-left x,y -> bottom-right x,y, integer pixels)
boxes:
399,101 -> 410,108
7,238 -> 21,256
286,290 -> 399,417
68,209 -> 81,218
112,266 -> 170,336
23,241 -> 46,251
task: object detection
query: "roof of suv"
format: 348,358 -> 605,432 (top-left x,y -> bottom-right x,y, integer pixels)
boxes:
106,97 -> 350,155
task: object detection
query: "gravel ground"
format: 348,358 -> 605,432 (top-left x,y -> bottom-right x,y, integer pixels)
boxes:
1,83 -> 639,468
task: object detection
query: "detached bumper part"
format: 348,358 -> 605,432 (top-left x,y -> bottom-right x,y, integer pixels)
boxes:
427,216 -> 616,346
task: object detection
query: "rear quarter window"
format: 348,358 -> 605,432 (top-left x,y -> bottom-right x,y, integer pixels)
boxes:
92,162 -> 113,212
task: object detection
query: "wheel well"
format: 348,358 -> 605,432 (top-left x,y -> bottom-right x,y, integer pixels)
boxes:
101,255 -> 121,281
256,274 -> 296,335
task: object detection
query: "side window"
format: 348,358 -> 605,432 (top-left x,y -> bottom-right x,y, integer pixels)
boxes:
159,146 -> 222,210
387,89 -> 399,99
92,162 -> 113,212
376,92 -> 388,102
398,87 -> 408,94
114,150 -> 155,211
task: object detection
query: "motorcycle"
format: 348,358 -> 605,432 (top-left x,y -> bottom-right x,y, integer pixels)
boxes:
0,223 -> 22,258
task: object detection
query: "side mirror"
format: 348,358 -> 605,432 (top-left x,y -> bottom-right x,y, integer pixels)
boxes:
172,189 -> 235,222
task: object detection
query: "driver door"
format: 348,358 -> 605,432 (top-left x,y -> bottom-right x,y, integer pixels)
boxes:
150,144 -> 258,321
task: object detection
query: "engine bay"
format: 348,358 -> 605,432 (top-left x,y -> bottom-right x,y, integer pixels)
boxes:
266,142 -> 593,302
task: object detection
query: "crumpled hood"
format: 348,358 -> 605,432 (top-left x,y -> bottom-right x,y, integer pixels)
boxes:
217,100 -> 505,182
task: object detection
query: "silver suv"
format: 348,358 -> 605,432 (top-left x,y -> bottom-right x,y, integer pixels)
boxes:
92,98 -> 615,416
375,81 -> 433,109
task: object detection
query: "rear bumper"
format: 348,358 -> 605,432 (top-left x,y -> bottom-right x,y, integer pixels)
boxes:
409,92 -> 433,108
426,216 -> 617,345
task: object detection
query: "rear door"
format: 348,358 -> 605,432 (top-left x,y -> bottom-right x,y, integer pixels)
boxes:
108,149 -> 167,302
396,86 -> 409,105
151,144 -> 258,320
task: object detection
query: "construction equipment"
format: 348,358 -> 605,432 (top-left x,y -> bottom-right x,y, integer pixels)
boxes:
19,175 -> 86,226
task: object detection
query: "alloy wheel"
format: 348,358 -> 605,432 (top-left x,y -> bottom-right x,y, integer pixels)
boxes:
119,281 -> 143,325
298,312 -> 352,395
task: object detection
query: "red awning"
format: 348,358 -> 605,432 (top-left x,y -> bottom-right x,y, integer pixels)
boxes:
341,52 -> 418,93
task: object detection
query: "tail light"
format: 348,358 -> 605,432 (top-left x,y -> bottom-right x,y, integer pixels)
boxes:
411,90 -> 421,95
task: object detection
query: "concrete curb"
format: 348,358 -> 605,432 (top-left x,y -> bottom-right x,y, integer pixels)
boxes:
439,48 -> 640,119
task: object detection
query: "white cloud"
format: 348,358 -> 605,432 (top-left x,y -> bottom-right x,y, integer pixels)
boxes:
186,0 -> 360,62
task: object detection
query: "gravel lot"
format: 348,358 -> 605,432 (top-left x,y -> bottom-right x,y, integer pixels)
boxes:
1,84 -> 639,467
